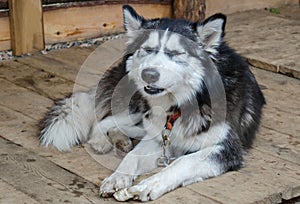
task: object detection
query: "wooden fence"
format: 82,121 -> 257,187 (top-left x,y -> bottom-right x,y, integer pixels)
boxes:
0,0 -> 298,56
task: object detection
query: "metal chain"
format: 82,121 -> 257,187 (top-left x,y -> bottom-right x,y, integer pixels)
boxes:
156,129 -> 171,167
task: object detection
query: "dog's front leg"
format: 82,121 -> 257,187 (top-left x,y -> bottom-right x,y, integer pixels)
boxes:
100,138 -> 161,197
114,146 -> 225,201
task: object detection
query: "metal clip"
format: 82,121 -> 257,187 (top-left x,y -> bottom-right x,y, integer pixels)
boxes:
156,156 -> 170,167
156,128 -> 172,167
161,129 -> 171,146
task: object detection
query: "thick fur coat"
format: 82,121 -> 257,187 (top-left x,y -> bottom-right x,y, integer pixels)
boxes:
40,5 -> 265,201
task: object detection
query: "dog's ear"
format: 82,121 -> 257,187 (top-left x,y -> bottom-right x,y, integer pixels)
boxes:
196,13 -> 226,52
123,5 -> 144,32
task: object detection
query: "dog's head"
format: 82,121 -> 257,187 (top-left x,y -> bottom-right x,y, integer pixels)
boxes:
123,5 -> 226,105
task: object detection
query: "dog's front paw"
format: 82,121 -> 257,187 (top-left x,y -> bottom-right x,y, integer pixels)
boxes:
113,177 -> 164,201
87,135 -> 112,154
109,128 -> 133,157
100,172 -> 134,198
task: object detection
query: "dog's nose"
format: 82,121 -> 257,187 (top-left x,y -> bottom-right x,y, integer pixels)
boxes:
141,68 -> 160,84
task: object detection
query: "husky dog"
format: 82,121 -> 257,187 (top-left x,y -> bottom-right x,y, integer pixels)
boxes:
40,5 -> 265,201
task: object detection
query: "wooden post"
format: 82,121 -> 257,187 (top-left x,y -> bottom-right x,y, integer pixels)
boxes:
8,0 -> 44,56
173,0 -> 206,22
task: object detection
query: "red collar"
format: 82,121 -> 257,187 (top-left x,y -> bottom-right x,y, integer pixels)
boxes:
165,111 -> 181,130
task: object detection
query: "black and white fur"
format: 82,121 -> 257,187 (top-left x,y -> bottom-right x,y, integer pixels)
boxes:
40,5 -> 265,201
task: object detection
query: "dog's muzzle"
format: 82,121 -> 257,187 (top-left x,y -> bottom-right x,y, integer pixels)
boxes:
141,68 -> 160,84
144,85 -> 165,95
141,68 -> 165,95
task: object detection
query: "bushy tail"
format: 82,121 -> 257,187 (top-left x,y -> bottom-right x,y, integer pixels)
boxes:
40,91 -> 95,151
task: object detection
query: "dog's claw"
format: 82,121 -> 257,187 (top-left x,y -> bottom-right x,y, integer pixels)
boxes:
113,188 -> 134,201
100,190 -> 114,198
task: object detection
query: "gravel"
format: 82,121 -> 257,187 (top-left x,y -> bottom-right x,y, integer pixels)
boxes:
0,33 -> 126,61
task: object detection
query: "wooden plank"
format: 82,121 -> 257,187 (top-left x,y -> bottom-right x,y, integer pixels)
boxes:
42,0 -> 171,10
151,187 -> 220,204
0,104 -> 113,185
186,150 -> 300,203
8,0 -> 45,56
17,38 -> 127,90
226,9 -> 300,79
0,106 -> 218,204
0,136 -> 121,204
0,180 -> 40,204
43,46 -> 96,67
173,0 -> 206,21
43,4 -> 171,44
18,54 -> 88,87
250,67 -> 300,137
0,16 -> 10,51
254,136 -> 300,165
0,60 -> 80,100
0,78 -> 52,120
0,3 -> 171,52
206,0 -> 299,16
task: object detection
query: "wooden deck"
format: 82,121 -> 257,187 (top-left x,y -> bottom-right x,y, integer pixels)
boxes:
0,7 -> 299,204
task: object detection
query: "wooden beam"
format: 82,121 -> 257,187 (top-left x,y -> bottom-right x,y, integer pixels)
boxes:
43,4 -> 171,44
8,0 -> 45,56
173,0 -> 206,21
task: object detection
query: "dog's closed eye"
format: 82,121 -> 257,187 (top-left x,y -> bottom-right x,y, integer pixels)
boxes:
142,47 -> 157,54
166,50 -> 186,58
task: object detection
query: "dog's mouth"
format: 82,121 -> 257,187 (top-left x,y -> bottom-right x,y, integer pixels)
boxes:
144,85 -> 165,95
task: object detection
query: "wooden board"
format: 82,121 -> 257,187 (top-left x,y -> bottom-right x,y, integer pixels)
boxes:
17,37 -> 127,90
206,0 -> 299,17
43,3 -> 171,44
187,150 -> 300,203
0,16 -> 10,51
0,37 -> 299,202
226,7 -> 300,79
0,180 -> 40,204
0,79 -> 52,120
0,136 -> 122,204
0,2 -> 171,52
250,68 -> 300,138
8,0 -> 45,56
173,0 -> 205,21
0,60 -> 78,100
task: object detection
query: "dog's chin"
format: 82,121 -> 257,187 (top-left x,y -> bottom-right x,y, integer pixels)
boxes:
143,85 -> 166,96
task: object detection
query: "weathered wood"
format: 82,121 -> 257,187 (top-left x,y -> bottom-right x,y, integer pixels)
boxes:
226,8 -> 300,79
18,54 -> 87,87
187,150 -> 300,203
42,0 -> 171,10
254,136 -> 300,165
8,0 -> 45,56
43,4 -> 171,45
1,19 -> 300,202
0,136 -> 122,204
205,0 -> 299,16
0,105 -> 112,184
173,0 -> 206,21
0,79 -> 52,120
0,180 -> 40,204
250,67 -> 300,138
0,60 -> 78,100
0,3 -> 171,52
0,105 -> 218,204
17,38 -> 127,90
0,16 -> 10,50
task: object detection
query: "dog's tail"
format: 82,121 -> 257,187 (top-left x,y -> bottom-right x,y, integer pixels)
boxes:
40,91 -> 96,151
